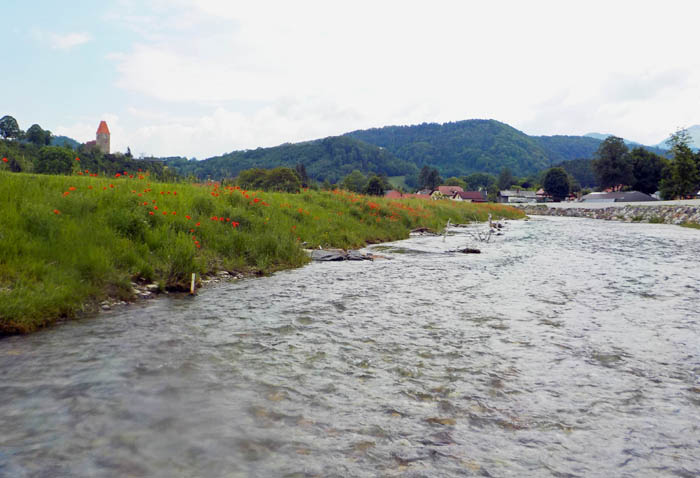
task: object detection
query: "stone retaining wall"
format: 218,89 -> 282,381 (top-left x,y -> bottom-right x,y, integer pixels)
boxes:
520,204 -> 700,225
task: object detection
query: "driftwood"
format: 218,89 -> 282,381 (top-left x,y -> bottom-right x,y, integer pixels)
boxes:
410,227 -> 437,235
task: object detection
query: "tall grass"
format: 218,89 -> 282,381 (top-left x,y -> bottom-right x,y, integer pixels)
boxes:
0,170 -> 524,333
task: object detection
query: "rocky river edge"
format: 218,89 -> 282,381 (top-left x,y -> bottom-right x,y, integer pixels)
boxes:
519,204 -> 700,225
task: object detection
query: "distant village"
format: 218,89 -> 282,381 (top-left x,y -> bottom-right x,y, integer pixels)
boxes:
383,185 -> 696,204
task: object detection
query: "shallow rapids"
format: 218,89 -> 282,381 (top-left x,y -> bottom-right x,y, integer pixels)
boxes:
1,217 -> 699,477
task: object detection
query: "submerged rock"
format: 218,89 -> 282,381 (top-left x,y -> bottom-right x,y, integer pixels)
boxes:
308,249 -> 374,262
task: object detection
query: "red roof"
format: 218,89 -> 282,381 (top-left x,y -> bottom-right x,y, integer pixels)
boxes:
96,121 -> 110,135
437,185 -> 464,195
453,191 -> 486,201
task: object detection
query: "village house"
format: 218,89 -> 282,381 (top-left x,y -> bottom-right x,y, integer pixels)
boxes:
451,191 -> 487,202
580,191 -> 657,203
498,189 -> 537,204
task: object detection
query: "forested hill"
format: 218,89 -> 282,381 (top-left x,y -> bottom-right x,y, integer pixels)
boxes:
165,136 -> 417,183
345,120 -> 554,177
532,135 -> 603,165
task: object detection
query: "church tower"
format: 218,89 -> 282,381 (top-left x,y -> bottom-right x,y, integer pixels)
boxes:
96,121 -> 110,154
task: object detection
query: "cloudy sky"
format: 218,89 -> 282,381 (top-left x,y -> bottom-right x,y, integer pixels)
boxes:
4,0 -> 699,158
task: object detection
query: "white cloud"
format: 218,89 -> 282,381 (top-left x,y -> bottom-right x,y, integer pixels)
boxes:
49,32 -> 91,50
101,0 -> 700,156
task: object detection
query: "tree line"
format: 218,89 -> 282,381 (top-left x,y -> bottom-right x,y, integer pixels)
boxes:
0,114 -> 173,180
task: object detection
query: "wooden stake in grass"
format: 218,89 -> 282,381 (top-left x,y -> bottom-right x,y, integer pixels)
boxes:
190,273 -> 196,295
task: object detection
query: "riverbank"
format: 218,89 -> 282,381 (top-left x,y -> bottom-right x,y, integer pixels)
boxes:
520,203 -> 700,226
0,171 -> 524,334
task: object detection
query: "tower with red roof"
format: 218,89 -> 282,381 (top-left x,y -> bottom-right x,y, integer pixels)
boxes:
96,121 -> 110,154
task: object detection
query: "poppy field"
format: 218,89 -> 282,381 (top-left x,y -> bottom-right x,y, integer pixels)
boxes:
0,169 -> 524,334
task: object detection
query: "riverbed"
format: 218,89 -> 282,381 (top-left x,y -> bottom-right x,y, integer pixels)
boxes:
1,217 -> 699,477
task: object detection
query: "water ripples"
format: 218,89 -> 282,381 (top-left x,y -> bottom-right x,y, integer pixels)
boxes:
1,217 -> 699,477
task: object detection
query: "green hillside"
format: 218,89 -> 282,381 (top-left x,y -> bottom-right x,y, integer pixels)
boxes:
346,119 -> 553,177
165,136 -> 416,183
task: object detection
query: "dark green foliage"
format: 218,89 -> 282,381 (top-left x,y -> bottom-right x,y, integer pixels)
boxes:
661,129 -> 699,199
533,135 -> 603,164
555,158 -> 597,188
418,166 -> 441,190
0,115 -> 21,140
236,167 -> 302,192
295,163 -> 309,187
497,167 -> 515,190
341,170 -> 367,193
52,136 -> 80,149
35,146 -> 72,174
167,136 -> 416,183
629,148 -> 668,194
365,175 -> 386,196
592,136 -> 634,189
347,119 -> 553,177
542,167 -> 571,201
26,124 -> 52,146
444,176 -> 466,188
463,172 -> 496,191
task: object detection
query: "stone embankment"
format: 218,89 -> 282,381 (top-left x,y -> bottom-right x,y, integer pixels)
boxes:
520,204 -> 700,225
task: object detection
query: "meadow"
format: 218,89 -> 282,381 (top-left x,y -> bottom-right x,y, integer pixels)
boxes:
0,168 -> 524,334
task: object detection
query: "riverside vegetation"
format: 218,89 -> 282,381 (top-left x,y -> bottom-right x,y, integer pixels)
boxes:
0,170 -> 524,334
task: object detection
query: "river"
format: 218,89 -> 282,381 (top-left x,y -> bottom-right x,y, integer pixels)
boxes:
1,217 -> 699,477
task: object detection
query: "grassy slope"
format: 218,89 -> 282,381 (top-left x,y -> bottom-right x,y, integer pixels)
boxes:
0,171 -> 524,334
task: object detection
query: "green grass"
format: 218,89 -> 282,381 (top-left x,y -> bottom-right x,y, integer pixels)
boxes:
0,171 -> 524,334
680,222 -> 700,230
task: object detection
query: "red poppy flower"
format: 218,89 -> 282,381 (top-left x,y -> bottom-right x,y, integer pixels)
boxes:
254,198 -> 260,203
115,173 -> 121,178
2,157 -> 8,163
185,215 -> 191,220
149,211 -> 154,216
195,222 -> 200,226
154,206 -> 158,210
75,157 -> 80,162
109,184 -> 114,188
88,186 -> 93,189
172,211 -> 176,215
63,191 -> 70,197
77,172 -> 83,175
163,211 -> 167,215
69,187 -> 76,191
53,209 -> 60,214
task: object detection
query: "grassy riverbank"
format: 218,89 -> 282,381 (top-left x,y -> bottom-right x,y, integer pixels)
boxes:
0,171 -> 524,334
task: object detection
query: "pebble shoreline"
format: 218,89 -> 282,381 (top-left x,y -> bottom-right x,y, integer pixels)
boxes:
519,204 -> 700,225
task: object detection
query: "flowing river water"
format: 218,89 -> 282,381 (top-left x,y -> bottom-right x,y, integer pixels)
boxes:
1,217 -> 699,477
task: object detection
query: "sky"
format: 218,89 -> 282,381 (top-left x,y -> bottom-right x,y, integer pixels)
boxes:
3,0 -> 700,158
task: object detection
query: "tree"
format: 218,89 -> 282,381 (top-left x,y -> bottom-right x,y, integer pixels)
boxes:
629,147 -> 668,194
26,124 -> 51,146
341,170 -> 367,193
0,115 -> 21,140
663,129 -> 699,198
295,162 -> 309,187
35,146 -> 73,174
592,136 -> 633,189
418,165 -> 441,190
265,167 -> 301,192
542,167 -> 571,201
444,176 -> 466,189
497,167 -> 514,191
463,172 -> 496,191
365,175 -> 386,196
